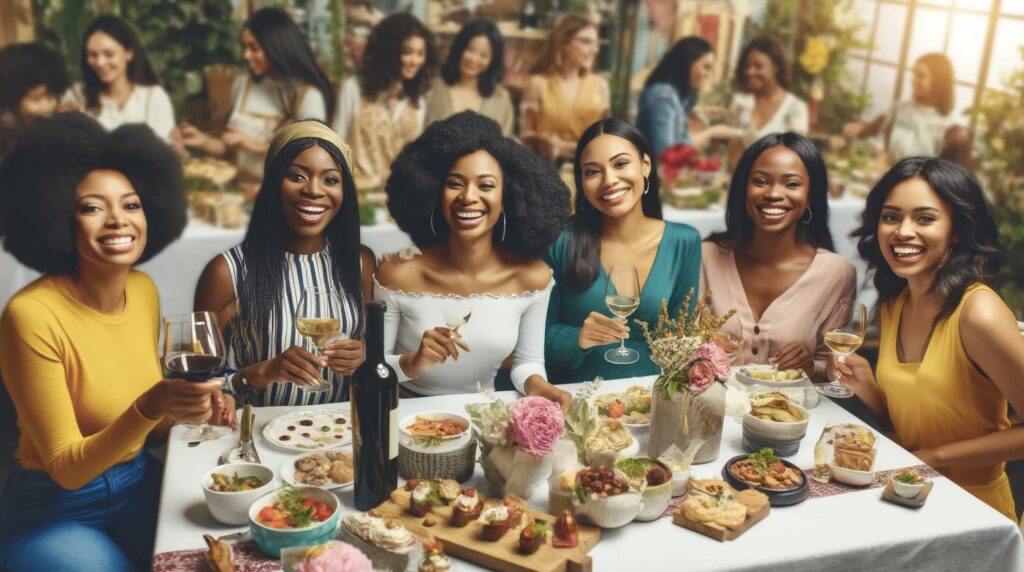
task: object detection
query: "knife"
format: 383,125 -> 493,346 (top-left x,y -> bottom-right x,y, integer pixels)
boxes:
239,404 -> 261,464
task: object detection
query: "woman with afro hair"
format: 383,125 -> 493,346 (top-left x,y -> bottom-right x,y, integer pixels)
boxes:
333,12 -> 436,188
544,119 -> 701,383
0,113 -> 224,571
375,111 -> 572,407
194,120 -> 375,407
0,42 -> 69,158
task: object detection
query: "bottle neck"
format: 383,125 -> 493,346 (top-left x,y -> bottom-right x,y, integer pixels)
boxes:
365,308 -> 385,364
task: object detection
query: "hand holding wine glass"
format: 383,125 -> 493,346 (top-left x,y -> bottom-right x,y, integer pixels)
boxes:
605,265 -> 641,365
816,299 -> 867,399
294,287 -> 345,393
162,311 -> 229,441
712,313 -> 744,363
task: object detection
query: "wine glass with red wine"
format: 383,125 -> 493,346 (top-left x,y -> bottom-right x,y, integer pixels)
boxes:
163,311 -> 229,442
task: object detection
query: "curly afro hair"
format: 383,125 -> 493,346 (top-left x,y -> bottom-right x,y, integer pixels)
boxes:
385,111 -> 570,258
0,112 -> 186,274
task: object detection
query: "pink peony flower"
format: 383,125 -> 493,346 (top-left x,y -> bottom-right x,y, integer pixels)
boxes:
293,542 -> 372,572
698,342 -> 731,380
687,359 -> 717,395
506,396 -> 566,458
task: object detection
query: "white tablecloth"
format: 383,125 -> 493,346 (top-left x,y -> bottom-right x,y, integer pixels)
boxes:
0,216 -> 412,317
154,376 -> 1023,571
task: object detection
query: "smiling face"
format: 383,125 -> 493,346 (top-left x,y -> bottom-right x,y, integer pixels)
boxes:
563,26 -> 599,72
744,146 -> 810,235
19,85 -> 58,119
460,35 -> 493,82
400,35 -> 427,81
743,49 -> 777,93
279,145 -> 344,249
74,169 -> 147,269
241,28 -> 270,76
580,134 -> 651,218
441,150 -> 504,242
690,52 -> 715,92
86,31 -> 132,86
877,177 -> 956,284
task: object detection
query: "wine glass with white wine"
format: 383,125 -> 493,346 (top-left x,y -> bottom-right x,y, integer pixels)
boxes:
604,265 -> 640,365
713,313 -> 744,364
294,287 -> 344,393
816,299 -> 867,399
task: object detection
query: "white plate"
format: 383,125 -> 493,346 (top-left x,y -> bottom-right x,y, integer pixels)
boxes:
280,451 -> 354,491
735,365 -> 810,387
262,408 -> 351,451
594,390 -> 652,428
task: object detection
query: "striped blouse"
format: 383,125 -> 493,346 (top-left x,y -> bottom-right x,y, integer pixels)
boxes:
223,244 -> 358,406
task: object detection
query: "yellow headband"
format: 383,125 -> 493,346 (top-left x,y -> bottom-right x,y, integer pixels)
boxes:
266,120 -> 354,172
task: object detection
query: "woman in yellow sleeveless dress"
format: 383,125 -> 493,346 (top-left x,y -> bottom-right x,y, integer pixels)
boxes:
521,14 -> 609,163
836,157 -> 1024,521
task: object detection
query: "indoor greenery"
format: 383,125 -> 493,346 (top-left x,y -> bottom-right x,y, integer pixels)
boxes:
968,46 -> 1024,318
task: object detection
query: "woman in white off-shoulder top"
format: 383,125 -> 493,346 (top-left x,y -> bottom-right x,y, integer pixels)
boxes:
374,111 -> 572,407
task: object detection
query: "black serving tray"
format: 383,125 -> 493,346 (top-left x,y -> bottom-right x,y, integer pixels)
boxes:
721,454 -> 810,507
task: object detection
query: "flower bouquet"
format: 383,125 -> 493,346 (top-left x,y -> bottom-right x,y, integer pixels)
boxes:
639,290 -> 735,464
466,393 -> 566,497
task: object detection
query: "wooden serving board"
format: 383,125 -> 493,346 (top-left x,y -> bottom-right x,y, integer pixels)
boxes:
375,489 -> 600,572
881,480 -> 933,509
672,501 -> 770,542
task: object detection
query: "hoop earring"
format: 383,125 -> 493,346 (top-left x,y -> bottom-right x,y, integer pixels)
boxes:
801,207 -> 813,224
500,211 -> 508,243
430,207 -> 439,237
643,176 -> 650,196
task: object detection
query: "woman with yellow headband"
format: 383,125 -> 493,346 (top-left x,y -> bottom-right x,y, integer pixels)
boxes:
195,120 -> 375,406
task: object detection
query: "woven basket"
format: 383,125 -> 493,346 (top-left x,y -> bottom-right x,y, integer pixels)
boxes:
399,438 -> 477,482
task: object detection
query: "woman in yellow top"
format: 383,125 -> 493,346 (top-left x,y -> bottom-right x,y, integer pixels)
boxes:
521,14 -> 610,163
0,113 -> 224,571
837,157 -> 1024,521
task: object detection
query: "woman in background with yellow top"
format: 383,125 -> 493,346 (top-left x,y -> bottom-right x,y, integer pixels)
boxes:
0,113 -> 223,571
521,14 -> 609,163
837,157 -> 1024,521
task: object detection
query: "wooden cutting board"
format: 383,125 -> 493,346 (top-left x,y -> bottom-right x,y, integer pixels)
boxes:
672,500 -> 770,542
375,489 -> 601,572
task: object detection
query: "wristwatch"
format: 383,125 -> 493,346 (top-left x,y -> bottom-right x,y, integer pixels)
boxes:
228,370 -> 254,403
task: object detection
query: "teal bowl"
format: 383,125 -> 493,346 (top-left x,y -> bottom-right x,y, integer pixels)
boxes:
248,486 -> 340,557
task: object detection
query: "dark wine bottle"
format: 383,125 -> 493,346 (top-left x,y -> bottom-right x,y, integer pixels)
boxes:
351,300 -> 399,511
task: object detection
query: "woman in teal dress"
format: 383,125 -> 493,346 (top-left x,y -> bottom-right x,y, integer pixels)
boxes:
545,119 -> 701,382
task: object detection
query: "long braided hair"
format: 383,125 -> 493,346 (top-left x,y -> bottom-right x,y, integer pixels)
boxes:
235,137 -> 363,343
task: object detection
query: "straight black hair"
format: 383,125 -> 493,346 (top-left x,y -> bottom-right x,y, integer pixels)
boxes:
81,15 -> 159,111
245,7 -> 336,122
645,36 -> 713,104
566,118 -> 663,291
852,157 -> 1001,322
440,20 -> 505,98
236,136 -> 363,347
707,132 -> 834,251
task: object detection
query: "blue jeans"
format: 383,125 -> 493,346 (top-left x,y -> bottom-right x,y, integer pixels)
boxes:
0,451 -> 161,572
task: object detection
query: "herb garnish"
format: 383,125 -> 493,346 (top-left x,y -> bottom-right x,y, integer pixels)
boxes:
616,458 -> 648,479
895,470 -> 921,484
278,484 -> 316,528
747,448 -> 780,478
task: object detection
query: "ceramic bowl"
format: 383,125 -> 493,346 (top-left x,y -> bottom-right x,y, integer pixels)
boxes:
248,486 -> 341,557
201,463 -> 276,525
831,464 -> 875,487
722,455 -> 810,507
742,402 -> 810,457
573,490 -> 643,528
398,411 -> 471,454
631,460 -> 673,522
891,475 -> 927,498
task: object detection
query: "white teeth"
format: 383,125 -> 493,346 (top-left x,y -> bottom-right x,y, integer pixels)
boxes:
601,189 -> 628,201
894,246 -> 923,256
296,205 -> 326,215
455,211 -> 483,219
760,207 -> 787,215
101,236 -> 133,246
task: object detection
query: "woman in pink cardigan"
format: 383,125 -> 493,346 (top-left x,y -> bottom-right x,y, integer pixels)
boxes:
700,133 -> 855,380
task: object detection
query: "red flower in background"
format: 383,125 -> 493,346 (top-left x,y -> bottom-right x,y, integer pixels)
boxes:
659,144 -> 700,169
